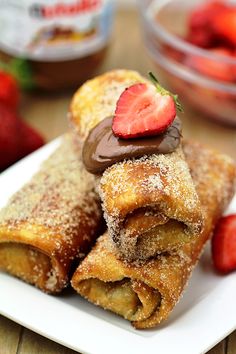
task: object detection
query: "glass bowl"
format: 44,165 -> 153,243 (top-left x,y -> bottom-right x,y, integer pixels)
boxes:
138,0 -> 236,126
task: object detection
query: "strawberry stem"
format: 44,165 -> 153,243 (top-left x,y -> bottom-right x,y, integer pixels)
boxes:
0,58 -> 34,90
148,72 -> 184,113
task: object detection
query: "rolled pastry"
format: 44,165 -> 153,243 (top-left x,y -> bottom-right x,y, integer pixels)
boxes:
71,141 -> 236,329
0,134 -> 102,293
70,69 -> 203,260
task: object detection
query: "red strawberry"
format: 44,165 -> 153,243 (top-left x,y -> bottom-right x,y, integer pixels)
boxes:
212,214 -> 236,274
187,29 -> 214,49
187,1 -> 229,48
213,9 -> 236,47
18,120 -> 45,158
0,103 -> 20,170
185,48 -> 234,82
112,73 -> 181,139
188,1 -> 228,32
0,71 -> 20,110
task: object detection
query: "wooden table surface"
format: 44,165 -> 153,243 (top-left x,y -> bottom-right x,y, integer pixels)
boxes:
1,8 -> 236,354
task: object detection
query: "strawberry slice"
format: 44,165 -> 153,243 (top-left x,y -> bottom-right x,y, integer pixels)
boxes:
112,73 -> 182,139
212,214 -> 236,274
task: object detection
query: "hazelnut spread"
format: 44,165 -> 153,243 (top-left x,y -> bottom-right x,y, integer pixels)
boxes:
0,0 -> 114,91
82,116 -> 182,174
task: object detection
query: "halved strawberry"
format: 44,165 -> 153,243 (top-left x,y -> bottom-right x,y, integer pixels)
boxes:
112,73 -> 181,139
212,214 -> 236,274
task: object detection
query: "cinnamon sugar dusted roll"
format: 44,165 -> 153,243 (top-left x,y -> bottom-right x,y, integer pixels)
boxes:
71,141 -> 236,329
98,145 -> 202,260
70,70 -> 203,260
0,134 -> 102,293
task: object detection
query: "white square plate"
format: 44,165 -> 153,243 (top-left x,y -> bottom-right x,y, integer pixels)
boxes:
0,138 -> 236,354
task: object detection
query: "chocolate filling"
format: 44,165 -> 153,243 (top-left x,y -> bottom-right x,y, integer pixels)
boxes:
82,116 -> 182,174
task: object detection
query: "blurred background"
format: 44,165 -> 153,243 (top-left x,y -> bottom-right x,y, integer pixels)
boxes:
0,2 -> 236,354
0,0 -> 235,172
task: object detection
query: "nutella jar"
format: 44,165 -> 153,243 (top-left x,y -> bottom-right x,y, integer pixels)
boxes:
0,0 -> 114,91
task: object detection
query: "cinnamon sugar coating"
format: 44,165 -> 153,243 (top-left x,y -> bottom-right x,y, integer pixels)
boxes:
69,70 -> 148,140
0,133 -> 102,293
99,145 -> 203,260
71,141 -> 236,329
70,70 -> 205,260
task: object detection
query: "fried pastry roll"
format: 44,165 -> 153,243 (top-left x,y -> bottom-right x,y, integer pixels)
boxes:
99,146 -> 202,260
71,141 -> 236,329
70,69 -> 203,260
0,134 -> 102,293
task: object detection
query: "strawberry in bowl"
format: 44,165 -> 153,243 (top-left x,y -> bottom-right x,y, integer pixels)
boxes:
139,0 -> 236,125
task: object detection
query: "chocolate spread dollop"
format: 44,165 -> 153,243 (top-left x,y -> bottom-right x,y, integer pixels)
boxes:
82,116 -> 182,174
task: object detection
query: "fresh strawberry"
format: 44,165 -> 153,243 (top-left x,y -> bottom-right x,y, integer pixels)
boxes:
212,214 -> 236,274
0,103 -> 20,170
112,73 -> 182,139
0,71 -> 20,110
231,51 -> 236,80
188,1 -> 228,32
186,29 -> 214,49
213,9 -> 236,47
185,48 -> 234,82
18,120 -> 45,158
187,1 -> 229,48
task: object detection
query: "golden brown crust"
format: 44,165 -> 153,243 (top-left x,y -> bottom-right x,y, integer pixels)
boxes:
99,145 -> 203,259
70,70 -> 204,259
71,141 -> 236,328
0,243 -> 53,290
0,133 -> 102,293
69,69 -> 148,140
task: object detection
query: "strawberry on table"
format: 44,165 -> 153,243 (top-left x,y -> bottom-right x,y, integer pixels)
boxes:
212,214 -> 236,274
112,73 -> 182,139
0,102 -> 45,171
0,71 -> 20,110
19,120 -> 45,158
0,103 -> 20,170
0,68 -> 44,171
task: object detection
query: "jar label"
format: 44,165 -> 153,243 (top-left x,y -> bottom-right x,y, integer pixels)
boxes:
0,0 -> 113,61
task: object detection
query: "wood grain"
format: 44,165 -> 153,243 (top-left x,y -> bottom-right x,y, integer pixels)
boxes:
0,7 -> 235,354
208,341 -> 225,354
17,328 -> 77,354
0,315 -> 21,354
228,331 -> 236,354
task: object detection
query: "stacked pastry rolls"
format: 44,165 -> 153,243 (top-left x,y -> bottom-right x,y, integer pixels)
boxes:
70,70 -> 203,260
0,134 -> 102,293
70,70 -> 236,328
71,141 -> 235,328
